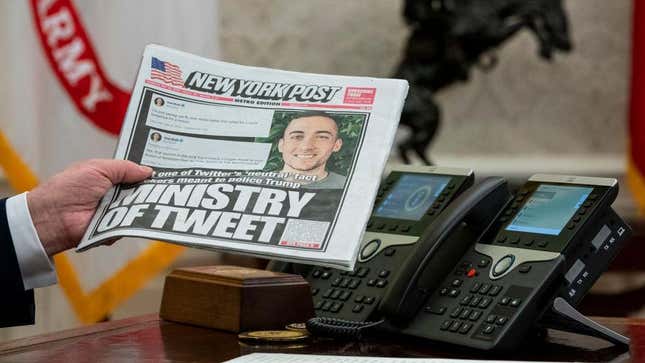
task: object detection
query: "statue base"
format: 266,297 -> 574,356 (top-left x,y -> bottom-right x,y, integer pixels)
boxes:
160,265 -> 314,332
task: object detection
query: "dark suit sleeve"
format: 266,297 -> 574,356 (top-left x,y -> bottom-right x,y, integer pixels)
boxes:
0,198 -> 35,327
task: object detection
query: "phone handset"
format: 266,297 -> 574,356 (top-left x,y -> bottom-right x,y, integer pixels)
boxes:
380,177 -> 512,325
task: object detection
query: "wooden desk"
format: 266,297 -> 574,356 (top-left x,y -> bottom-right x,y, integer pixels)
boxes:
0,314 -> 640,362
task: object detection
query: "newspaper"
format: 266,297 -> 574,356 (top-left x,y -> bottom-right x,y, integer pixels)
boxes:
77,44 -> 408,270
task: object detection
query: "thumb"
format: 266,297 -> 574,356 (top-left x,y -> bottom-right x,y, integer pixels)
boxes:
89,159 -> 153,185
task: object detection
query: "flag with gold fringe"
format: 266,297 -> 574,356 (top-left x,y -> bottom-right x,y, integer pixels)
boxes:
0,0 -> 218,325
628,0 -> 645,214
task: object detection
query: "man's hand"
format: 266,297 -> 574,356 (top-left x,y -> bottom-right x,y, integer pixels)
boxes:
27,159 -> 153,256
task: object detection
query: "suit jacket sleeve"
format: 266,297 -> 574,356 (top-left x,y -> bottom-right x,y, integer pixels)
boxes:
0,198 -> 35,327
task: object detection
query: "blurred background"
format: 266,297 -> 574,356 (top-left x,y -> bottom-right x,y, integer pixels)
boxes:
0,0 -> 640,341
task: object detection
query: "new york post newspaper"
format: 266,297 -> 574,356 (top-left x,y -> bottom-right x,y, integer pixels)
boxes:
78,45 -> 408,270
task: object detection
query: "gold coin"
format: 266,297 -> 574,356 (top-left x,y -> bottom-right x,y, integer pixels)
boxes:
285,323 -> 308,332
238,330 -> 309,343
238,341 -> 308,350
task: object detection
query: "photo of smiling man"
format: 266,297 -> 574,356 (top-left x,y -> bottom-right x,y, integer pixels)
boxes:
278,111 -> 347,189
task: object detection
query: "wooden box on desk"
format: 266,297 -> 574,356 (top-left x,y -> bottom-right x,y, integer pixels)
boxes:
160,265 -> 314,332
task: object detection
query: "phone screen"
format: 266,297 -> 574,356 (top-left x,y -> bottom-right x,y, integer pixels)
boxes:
374,174 -> 450,221
505,184 -> 592,235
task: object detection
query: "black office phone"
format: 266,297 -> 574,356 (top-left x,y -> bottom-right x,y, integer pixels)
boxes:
271,172 -> 631,350
269,166 -> 475,322
390,174 -> 631,350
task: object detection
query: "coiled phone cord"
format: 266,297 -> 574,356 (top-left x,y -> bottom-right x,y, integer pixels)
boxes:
305,317 -> 385,340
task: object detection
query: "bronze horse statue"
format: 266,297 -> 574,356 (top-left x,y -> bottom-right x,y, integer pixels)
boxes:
395,0 -> 572,164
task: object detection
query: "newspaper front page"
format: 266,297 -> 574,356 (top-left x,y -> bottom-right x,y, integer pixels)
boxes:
78,45 -> 408,270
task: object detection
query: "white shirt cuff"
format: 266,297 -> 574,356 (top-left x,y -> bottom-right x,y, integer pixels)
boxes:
6,192 -> 57,290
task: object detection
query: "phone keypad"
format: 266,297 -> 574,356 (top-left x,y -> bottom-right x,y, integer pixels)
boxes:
309,262 -> 392,319
422,255 -> 538,345
433,282 -> 503,326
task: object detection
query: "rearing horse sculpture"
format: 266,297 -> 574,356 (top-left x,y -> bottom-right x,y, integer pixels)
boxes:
395,0 -> 573,164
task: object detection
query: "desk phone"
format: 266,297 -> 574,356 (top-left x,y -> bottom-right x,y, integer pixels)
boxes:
270,166 -> 475,322
270,169 -> 631,350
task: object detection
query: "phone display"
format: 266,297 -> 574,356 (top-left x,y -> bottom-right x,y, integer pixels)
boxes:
505,185 -> 592,236
374,174 -> 450,221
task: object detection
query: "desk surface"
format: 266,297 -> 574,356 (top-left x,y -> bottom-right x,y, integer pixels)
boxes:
0,314 -> 641,362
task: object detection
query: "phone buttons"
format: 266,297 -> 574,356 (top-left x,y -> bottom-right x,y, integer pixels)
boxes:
321,301 -> 333,311
488,285 -> 502,296
348,279 -> 361,289
470,282 -> 481,293
482,324 -> 496,335
356,267 -> 370,277
468,310 -> 482,321
449,321 -> 462,332
460,295 -> 472,306
459,323 -> 473,334
478,284 -> 491,294
478,297 -> 492,309
330,302 -> 343,313
360,239 -> 381,260
492,254 -> 515,277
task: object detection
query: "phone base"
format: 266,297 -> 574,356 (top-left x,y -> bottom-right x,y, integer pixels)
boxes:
540,297 -> 629,347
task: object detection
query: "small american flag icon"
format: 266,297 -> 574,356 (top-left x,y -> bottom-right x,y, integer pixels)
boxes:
151,57 -> 184,87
